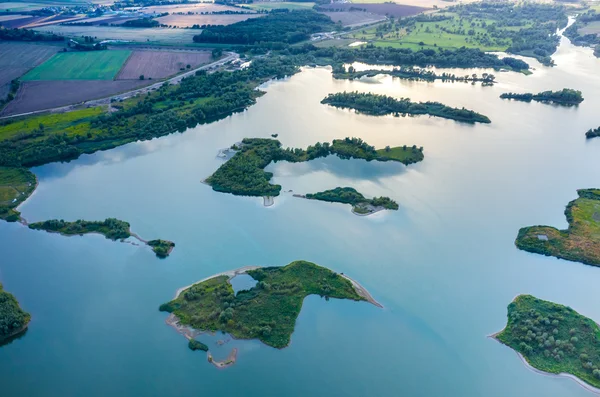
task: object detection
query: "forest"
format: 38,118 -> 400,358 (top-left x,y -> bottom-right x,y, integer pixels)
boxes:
0,27 -> 64,42
322,91 -> 491,124
159,261 -> 365,348
148,240 -> 175,258
28,218 -> 132,240
497,295 -> 600,388
0,283 -> 30,341
500,89 -> 584,106
586,127 -> 600,139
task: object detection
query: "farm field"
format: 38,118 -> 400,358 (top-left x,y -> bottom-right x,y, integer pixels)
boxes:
0,15 -> 42,28
317,3 -> 428,17
21,14 -> 88,28
133,3 -> 242,14
0,42 -> 61,99
33,25 -> 200,44
156,13 -> 263,28
116,50 -> 212,80
22,50 -> 132,81
321,11 -> 385,27
0,80 -> 148,116
0,2 -> 48,12
580,20 -> 600,35
244,2 -> 315,11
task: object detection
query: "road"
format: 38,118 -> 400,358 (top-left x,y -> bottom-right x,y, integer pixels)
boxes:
0,52 -> 239,121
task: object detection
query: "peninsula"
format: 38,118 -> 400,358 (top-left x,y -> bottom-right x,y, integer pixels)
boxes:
0,167 -> 37,223
0,283 -> 31,343
586,127 -> 600,139
206,137 -> 423,198
160,260 -> 381,349
515,189 -> 600,267
301,187 -> 398,216
493,294 -> 600,391
28,218 -> 175,258
321,92 -> 491,124
500,89 -> 584,106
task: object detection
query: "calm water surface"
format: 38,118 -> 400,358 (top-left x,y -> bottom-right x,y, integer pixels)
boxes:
1,34 -> 600,396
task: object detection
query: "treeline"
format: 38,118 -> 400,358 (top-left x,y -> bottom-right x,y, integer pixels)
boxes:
28,218 -> 132,240
0,283 -> 31,341
322,91 -> 491,124
193,10 -> 334,45
586,127 -> 600,139
306,187 -> 399,211
0,27 -> 64,42
564,10 -> 600,57
333,65 -> 496,85
500,88 -> 584,106
123,18 -> 160,28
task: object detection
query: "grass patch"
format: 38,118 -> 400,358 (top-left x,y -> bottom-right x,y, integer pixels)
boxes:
0,167 -> 36,222
159,260 -> 365,348
496,294 -> 600,389
22,50 -> 132,81
515,189 -> 600,267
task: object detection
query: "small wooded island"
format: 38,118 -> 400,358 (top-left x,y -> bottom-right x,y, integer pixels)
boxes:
160,260 -> 381,352
494,294 -> 600,391
321,92 -> 491,124
586,127 -> 600,139
206,137 -> 423,197
500,88 -> 584,106
28,218 -> 175,258
0,283 -> 31,343
515,189 -> 600,267
300,187 -> 399,216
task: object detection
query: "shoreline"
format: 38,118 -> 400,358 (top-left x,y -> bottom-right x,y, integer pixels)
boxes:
489,331 -> 600,395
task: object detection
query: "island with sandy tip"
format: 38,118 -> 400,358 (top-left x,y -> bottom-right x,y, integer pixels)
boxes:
492,294 -> 600,394
295,187 -> 398,216
160,261 -> 381,367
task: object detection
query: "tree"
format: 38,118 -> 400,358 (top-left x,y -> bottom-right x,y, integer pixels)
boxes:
139,75 -> 145,80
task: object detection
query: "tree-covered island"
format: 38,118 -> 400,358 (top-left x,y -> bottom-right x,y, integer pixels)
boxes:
0,283 -> 31,343
301,187 -> 399,216
495,294 -> 600,390
586,127 -> 600,139
322,92 -> 491,124
160,260 -> 379,349
500,89 -> 584,106
333,66 -> 497,86
515,189 -> 600,267
28,218 -> 175,258
206,137 -> 424,198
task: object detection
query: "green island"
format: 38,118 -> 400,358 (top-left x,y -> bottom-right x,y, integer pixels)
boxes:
27,218 -> 175,258
188,339 -> 208,352
206,137 -> 423,198
302,187 -> 399,216
0,283 -> 31,343
494,294 -> 600,390
0,167 -> 37,222
333,66 -> 496,86
515,189 -> 600,267
586,127 -> 600,139
160,260 -> 380,349
321,92 -> 491,124
500,89 -> 584,106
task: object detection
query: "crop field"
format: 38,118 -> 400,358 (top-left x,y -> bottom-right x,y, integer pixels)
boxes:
33,25 -> 201,44
0,2 -> 48,12
0,42 -> 61,99
117,50 -> 212,79
21,14 -> 88,28
22,50 -> 132,81
0,80 -> 149,116
318,3 -> 427,17
580,20 -> 600,35
244,2 -> 315,11
0,14 -> 38,28
134,3 -> 242,14
156,13 -> 263,27
321,11 -> 385,27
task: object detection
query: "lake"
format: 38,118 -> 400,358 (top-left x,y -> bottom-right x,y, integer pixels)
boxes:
1,32 -> 600,396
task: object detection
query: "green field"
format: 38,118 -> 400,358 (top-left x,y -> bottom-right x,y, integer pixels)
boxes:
244,2 -> 315,11
22,50 -> 132,81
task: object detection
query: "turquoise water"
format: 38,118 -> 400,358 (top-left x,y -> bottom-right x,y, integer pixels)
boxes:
1,34 -> 600,396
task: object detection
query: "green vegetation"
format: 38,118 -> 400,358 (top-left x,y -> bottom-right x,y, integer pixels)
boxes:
346,2 -> 567,65
305,187 -> 398,213
515,189 -> 600,267
586,127 -> 600,139
0,27 -> 63,42
159,260 -> 365,348
564,10 -> 600,57
188,339 -> 208,352
193,10 -> 335,45
333,65 -> 496,85
322,91 -> 491,124
0,283 -> 31,342
0,167 -> 36,222
148,239 -> 175,258
206,137 -> 423,197
500,89 -> 584,106
22,50 -> 132,81
28,218 -> 132,240
496,294 -> 600,389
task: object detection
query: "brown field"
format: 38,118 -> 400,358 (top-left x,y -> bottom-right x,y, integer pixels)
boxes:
117,50 -> 212,80
69,15 -> 138,25
21,14 -> 88,28
0,80 -> 149,116
321,11 -> 386,27
0,15 -> 43,28
156,13 -> 263,27
0,42 -> 61,99
317,3 -> 428,17
131,3 -> 244,14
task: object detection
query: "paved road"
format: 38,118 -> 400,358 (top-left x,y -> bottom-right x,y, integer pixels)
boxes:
0,52 -> 239,121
